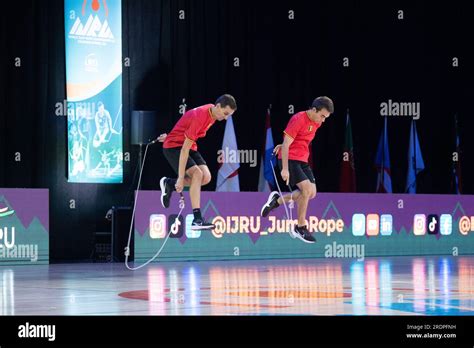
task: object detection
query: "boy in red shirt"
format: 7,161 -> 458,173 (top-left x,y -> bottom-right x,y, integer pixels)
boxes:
261,96 -> 334,243
160,94 -> 237,230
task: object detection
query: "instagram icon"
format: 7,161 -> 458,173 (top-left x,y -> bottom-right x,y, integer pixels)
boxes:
413,214 -> 426,236
150,214 -> 167,239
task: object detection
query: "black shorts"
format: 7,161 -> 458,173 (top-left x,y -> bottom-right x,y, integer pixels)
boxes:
163,147 -> 207,175
278,159 -> 316,189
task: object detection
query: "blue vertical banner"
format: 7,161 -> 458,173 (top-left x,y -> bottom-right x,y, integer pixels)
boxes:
64,0 -> 123,183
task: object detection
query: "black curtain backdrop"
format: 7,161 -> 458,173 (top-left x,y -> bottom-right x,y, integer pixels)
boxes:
1,0 -> 473,261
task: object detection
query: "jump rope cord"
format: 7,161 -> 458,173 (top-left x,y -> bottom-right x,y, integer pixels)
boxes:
125,143 -> 185,271
125,148 -> 292,270
269,153 -> 294,222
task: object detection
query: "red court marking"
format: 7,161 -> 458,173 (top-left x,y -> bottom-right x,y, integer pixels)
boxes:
118,290 -> 170,302
200,301 -> 290,309
119,286 -> 466,303
227,290 -> 351,299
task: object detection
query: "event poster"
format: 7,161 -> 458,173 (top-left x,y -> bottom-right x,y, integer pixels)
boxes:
64,0 -> 123,183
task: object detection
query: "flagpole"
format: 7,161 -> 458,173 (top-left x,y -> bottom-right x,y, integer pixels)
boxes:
269,103 -> 273,191
382,116 -> 386,192
413,119 -> 417,193
454,113 -> 457,193
264,103 -> 272,191
454,113 -> 461,194
346,109 -> 349,190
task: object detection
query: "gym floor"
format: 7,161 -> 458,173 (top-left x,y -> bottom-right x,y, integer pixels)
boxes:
2,256 -> 474,315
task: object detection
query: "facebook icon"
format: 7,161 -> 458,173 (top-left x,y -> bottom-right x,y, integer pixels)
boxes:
440,214 -> 452,236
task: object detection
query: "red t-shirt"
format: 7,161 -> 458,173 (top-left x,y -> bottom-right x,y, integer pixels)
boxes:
163,104 -> 216,151
278,111 -> 321,163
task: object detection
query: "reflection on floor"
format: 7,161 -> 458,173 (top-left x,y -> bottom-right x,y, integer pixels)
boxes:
1,256 -> 474,315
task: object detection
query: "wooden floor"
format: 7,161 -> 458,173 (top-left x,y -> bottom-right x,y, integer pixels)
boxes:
1,256 -> 474,315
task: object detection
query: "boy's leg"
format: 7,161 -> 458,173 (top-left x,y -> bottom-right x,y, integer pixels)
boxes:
198,165 -> 212,186
289,162 -> 317,243
176,163 -> 211,190
295,180 -> 315,227
161,148 -> 214,229
187,164 -> 214,229
161,147 -> 197,208
260,159 -> 303,217
185,152 -> 210,212
261,159 -> 305,217
186,165 -> 203,210
277,191 -> 301,205
169,151 -> 210,189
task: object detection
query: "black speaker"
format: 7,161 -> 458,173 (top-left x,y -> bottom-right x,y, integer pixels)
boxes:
111,206 -> 133,262
131,111 -> 158,145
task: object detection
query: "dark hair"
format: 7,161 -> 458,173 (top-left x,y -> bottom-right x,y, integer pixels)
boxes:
215,94 -> 237,110
312,96 -> 334,113
97,101 -> 104,108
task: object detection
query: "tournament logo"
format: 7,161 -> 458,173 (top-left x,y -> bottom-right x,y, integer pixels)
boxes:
68,0 -> 114,44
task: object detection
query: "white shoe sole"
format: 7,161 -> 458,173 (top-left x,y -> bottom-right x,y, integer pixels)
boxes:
260,191 -> 280,217
159,177 -> 167,208
290,229 -> 315,243
288,229 -> 297,239
191,224 -> 215,230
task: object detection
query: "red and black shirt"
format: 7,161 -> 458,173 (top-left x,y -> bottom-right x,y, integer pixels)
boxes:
278,111 -> 321,163
163,104 -> 216,151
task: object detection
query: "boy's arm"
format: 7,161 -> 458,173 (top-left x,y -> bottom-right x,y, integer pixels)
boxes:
281,134 -> 294,185
273,144 -> 282,155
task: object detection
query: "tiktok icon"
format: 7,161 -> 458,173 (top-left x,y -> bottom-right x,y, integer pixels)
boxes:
427,214 -> 439,235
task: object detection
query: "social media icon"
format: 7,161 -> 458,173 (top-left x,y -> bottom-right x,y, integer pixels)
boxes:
380,214 -> 393,236
459,216 -> 474,235
413,214 -> 426,236
427,214 -> 439,234
185,214 -> 201,238
366,214 -> 380,236
352,214 -> 365,236
168,214 -> 184,238
150,214 -> 167,239
440,214 -> 452,236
